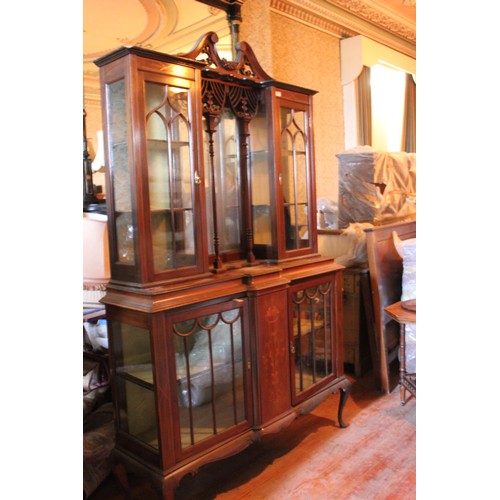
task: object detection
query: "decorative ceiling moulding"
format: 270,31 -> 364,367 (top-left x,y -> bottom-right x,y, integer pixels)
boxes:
84,91 -> 102,108
83,0 -> 229,97
270,0 -> 357,39
83,0 -> 171,63
270,0 -> 415,59
82,71 -> 101,103
329,0 -> 415,43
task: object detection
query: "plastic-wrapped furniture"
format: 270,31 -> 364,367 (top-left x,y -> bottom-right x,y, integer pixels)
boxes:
337,146 -> 416,229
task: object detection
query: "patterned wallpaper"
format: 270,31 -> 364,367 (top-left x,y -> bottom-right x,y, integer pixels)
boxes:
85,0 -> 414,206
241,0 -> 345,202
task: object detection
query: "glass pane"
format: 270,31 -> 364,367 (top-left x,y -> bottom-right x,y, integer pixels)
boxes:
292,283 -> 333,395
145,82 -> 196,272
281,108 -> 310,250
249,110 -> 272,246
147,111 -> 171,209
174,308 -> 246,449
115,212 -> 135,263
106,79 -> 135,264
116,378 -> 159,449
284,206 -> 294,249
205,111 -> 242,256
150,211 -> 195,270
112,321 -> 159,450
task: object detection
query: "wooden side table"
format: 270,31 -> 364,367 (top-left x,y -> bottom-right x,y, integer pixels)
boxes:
384,300 -> 416,405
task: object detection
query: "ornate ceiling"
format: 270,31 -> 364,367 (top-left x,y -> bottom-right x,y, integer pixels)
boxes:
83,0 -> 415,102
268,0 -> 415,55
83,0 -> 230,62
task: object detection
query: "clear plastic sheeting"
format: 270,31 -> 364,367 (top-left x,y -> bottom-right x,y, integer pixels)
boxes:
317,198 -> 339,229
333,222 -> 373,267
393,231 -> 416,372
393,233 -> 417,302
405,324 -> 416,373
337,146 -> 416,229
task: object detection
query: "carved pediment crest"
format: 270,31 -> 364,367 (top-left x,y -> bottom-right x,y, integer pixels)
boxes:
179,31 -> 273,83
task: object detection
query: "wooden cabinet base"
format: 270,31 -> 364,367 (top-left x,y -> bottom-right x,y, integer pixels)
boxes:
113,376 -> 351,499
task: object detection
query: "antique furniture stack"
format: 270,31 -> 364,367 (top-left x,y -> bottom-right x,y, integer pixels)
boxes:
95,32 -> 350,498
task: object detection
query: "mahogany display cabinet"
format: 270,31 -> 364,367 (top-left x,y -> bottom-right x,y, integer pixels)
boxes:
95,32 -> 351,499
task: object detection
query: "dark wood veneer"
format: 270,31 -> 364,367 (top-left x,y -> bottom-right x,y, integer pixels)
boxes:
97,32 -> 350,499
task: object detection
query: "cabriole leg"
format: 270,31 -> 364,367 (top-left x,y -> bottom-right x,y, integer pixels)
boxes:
337,381 -> 352,428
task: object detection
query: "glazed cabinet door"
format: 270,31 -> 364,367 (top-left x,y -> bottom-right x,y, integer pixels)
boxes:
97,49 -> 207,286
276,89 -> 317,259
289,273 -> 343,405
165,298 -> 253,461
251,86 -> 318,262
142,73 -> 204,278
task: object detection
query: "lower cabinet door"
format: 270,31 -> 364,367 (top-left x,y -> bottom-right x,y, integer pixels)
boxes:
289,273 -> 341,404
165,298 -> 254,459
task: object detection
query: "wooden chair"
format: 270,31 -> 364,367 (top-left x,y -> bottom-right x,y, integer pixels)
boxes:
364,220 -> 416,394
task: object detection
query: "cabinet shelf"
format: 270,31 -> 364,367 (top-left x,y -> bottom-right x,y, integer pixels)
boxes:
281,150 -> 306,156
117,364 -> 154,388
150,207 -> 193,214
147,139 -> 190,148
135,429 -> 159,450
